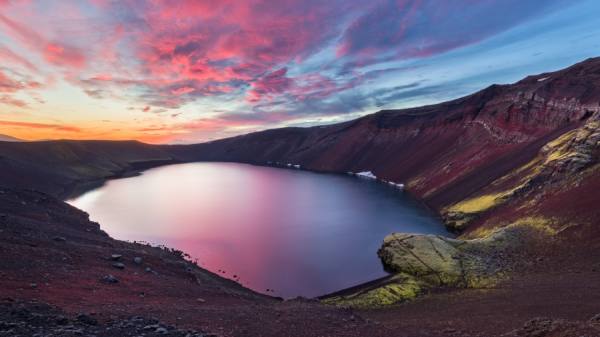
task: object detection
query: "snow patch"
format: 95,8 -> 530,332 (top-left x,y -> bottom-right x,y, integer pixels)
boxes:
537,77 -> 550,82
356,171 -> 377,179
387,181 -> 405,189
349,171 -> 405,189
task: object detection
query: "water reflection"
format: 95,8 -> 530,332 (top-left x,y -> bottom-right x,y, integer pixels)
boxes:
69,162 -> 446,298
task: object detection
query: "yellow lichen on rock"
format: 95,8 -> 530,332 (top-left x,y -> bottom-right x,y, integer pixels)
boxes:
544,129 -> 577,151
446,193 -> 505,214
379,234 -> 465,285
443,120 -> 598,232
321,274 -> 422,308
541,120 -> 599,168
466,216 -> 566,240
322,215 -> 563,308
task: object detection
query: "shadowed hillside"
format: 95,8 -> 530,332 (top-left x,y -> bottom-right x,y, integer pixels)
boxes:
0,140 -> 176,198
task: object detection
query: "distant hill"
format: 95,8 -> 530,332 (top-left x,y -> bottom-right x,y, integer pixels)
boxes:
0,134 -> 22,142
0,140 -> 177,198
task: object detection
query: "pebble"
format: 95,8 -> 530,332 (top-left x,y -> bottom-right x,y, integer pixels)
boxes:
55,315 -> 69,325
143,324 -> 160,330
52,236 -> 66,242
133,256 -> 143,264
111,254 -> 122,261
589,313 -> 600,326
145,267 -> 158,275
112,262 -> 125,269
76,313 -> 98,326
101,274 -> 119,284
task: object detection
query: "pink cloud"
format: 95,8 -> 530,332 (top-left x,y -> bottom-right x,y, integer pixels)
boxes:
247,68 -> 294,102
247,69 -> 361,104
0,13 -> 86,69
43,43 -> 86,68
0,71 -> 24,93
171,86 -> 196,95
0,70 -> 41,108
0,1 -> 360,111
0,95 -> 28,108
0,0 -> 571,143
0,45 -> 38,72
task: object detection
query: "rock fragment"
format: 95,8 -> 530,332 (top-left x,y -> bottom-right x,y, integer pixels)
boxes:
76,313 -> 98,325
112,262 -> 125,269
101,274 -> 119,284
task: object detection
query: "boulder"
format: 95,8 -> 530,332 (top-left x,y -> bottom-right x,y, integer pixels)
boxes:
324,220 -> 554,308
112,262 -> 125,269
378,234 -> 475,287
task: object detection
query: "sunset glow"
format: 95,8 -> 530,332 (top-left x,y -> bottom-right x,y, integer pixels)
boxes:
1,0 -> 600,143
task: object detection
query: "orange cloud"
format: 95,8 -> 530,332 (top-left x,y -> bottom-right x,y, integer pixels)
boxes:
0,120 -> 82,132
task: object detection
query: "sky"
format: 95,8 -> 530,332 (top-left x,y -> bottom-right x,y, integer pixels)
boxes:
1,0 -> 600,143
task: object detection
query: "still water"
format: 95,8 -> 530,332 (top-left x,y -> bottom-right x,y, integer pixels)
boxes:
68,162 -> 446,298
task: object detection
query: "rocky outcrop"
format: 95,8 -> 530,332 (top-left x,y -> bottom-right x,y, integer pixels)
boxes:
540,115 -> 600,173
441,112 -> 599,232
377,234 -> 485,288
323,217 -> 562,307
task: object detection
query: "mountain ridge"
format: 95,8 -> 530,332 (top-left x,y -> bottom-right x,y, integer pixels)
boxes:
0,134 -> 22,142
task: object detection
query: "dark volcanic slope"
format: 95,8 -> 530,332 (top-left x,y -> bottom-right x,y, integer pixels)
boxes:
169,57 -> 600,210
